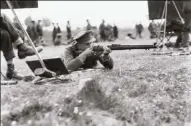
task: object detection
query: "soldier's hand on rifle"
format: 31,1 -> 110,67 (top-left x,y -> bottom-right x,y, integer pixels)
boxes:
100,45 -> 111,61
89,44 -> 103,56
90,44 -> 111,56
102,45 -> 111,55
78,47 -> 94,63
83,48 -> 94,57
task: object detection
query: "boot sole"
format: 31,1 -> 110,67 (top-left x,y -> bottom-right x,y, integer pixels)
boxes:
18,49 -> 43,59
18,52 -> 36,59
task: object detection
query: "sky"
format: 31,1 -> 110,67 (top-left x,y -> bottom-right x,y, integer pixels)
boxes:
1,1 -> 151,30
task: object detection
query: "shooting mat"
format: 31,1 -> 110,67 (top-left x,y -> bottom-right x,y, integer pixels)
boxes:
26,58 -> 69,76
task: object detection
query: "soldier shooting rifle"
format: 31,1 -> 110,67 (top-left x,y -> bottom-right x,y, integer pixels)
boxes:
62,30 -> 114,72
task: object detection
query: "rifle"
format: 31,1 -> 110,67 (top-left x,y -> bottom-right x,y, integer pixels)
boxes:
106,44 -> 157,50
75,44 -> 157,55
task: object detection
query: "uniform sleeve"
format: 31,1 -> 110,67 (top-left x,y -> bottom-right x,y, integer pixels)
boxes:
62,46 -> 84,72
98,55 -> 114,69
1,14 -> 19,42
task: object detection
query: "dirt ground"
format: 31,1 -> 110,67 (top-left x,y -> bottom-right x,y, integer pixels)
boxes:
1,38 -> 191,126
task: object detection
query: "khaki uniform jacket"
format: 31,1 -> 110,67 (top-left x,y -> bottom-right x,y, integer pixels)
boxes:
62,45 -> 114,72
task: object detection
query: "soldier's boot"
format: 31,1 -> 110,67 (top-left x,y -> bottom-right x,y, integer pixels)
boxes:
17,43 -> 43,59
6,64 -> 23,80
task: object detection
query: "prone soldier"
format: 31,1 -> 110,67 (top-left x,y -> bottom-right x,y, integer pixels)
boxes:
62,30 -> 114,72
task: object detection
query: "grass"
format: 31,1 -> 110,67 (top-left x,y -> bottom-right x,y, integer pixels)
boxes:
1,33 -> 191,126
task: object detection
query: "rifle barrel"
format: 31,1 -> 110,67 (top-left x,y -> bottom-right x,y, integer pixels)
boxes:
76,44 -> 157,54
107,44 -> 157,50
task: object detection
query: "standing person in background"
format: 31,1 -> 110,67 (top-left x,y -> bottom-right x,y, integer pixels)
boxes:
66,21 -> 72,40
53,23 -> 62,46
135,22 -> 144,39
86,19 -> 92,30
113,24 -> 119,40
148,20 -> 157,39
106,24 -> 114,41
36,20 -> 47,46
99,19 -> 106,42
57,23 -> 61,33
52,23 -> 57,43
36,20 -> 43,40
30,21 -> 39,46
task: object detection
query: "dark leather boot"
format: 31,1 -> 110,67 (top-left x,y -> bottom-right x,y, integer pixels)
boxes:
17,43 -> 43,59
6,64 -> 23,80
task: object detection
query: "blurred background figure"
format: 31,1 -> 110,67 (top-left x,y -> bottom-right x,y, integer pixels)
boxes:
56,23 -> 62,33
135,22 -> 144,39
113,23 -> 118,40
36,20 -> 43,39
86,19 -> 92,30
30,20 -> 39,46
36,20 -> 47,46
105,24 -> 114,41
52,23 -> 57,43
66,21 -> 72,40
148,20 -> 158,39
53,23 -> 62,46
54,33 -> 62,46
99,19 -> 106,42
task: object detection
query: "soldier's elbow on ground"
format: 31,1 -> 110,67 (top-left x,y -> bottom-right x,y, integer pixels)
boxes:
65,62 -> 79,72
65,58 -> 84,72
107,64 -> 114,70
109,61 -> 114,69
104,59 -> 114,70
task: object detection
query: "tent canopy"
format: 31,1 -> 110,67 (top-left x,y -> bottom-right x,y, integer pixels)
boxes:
148,1 -> 183,20
1,0 -> 38,9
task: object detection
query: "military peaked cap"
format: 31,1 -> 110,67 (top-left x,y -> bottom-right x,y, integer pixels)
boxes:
73,30 -> 95,43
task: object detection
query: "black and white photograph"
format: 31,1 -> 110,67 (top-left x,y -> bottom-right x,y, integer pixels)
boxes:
1,0 -> 191,126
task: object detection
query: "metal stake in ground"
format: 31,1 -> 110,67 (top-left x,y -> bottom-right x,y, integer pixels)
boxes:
6,0 -> 56,77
